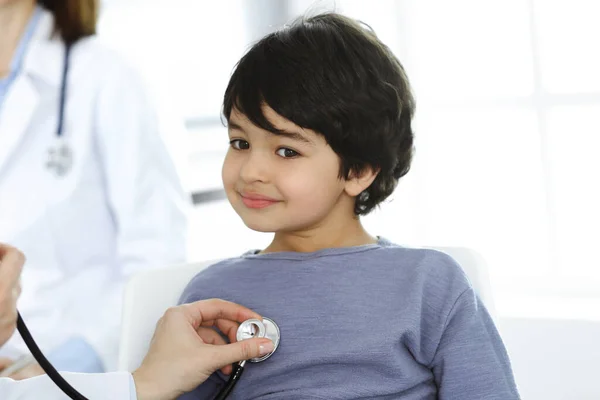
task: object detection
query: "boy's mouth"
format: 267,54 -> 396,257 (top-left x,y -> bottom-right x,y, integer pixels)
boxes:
239,192 -> 280,209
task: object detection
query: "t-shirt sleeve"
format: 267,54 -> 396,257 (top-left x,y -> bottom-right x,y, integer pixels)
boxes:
429,287 -> 520,399
178,269 -> 210,305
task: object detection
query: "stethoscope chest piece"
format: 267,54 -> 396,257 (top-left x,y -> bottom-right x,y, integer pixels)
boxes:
236,317 -> 280,362
45,42 -> 72,178
46,139 -> 73,177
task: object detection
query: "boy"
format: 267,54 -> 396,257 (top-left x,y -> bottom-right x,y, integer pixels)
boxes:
178,13 -> 520,400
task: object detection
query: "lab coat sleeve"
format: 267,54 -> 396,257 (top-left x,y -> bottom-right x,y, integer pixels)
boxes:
47,336 -> 104,373
82,54 -> 189,369
0,371 -> 135,400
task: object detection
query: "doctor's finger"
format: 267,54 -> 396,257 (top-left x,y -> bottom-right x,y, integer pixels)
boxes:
0,357 -> 13,371
199,318 -> 240,342
213,319 -> 241,344
196,326 -> 230,376
185,299 -> 262,327
0,246 -> 25,291
0,243 -> 18,258
196,327 -> 227,346
209,337 -> 274,371
0,244 -> 25,263
196,327 -> 235,375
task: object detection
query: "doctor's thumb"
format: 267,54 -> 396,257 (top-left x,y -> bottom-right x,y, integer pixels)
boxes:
212,338 -> 275,368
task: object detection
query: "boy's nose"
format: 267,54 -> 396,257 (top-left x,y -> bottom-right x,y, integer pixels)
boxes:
239,152 -> 271,183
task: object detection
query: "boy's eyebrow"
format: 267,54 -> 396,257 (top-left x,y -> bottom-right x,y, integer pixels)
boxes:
273,129 -> 315,145
227,121 -> 244,131
227,120 -> 314,145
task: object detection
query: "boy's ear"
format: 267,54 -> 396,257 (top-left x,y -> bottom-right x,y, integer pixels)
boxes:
344,166 -> 380,197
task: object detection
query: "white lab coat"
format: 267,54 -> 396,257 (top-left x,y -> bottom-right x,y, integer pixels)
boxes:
0,9 -> 188,369
0,372 -> 132,400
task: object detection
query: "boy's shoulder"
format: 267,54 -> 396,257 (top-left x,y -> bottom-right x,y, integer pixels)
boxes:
180,241 -> 477,308
197,240 -> 470,288
378,240 -> 473,289
377,242 -> 482,319
185,255 -> 250,281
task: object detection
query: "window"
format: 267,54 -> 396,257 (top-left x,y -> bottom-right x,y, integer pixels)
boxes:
288,0 -> 600,315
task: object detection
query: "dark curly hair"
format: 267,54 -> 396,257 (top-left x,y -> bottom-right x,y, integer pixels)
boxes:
223,12 -> 415,215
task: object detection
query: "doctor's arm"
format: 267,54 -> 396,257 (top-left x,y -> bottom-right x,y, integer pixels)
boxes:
0,298 -> 275,400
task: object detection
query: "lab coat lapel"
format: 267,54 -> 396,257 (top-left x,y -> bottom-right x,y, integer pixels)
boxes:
0,76 -> 40,175
0,9 -> 61,176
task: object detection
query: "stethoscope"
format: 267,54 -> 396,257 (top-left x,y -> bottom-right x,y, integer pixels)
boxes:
45,42 -> 73,177
16,313 -> 280,400
214,317 -> 281,400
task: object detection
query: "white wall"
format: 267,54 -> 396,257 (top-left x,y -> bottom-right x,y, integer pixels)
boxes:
499,317 -> 600,400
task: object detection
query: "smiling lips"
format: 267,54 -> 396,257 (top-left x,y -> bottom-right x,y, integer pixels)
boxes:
240,192 -> 280,209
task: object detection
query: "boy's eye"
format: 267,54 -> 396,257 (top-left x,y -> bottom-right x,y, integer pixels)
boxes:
276,148 -> 299,158
230,139 -> 250,150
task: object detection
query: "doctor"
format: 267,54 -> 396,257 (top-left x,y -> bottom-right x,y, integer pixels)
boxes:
0,0 -> 187,377
0,243 -> 276,400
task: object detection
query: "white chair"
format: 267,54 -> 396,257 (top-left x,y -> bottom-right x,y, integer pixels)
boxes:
118,247 -> 495,372
118,260 -> 219,371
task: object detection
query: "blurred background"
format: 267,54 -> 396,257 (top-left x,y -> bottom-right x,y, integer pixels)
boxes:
97,1 -> 599,398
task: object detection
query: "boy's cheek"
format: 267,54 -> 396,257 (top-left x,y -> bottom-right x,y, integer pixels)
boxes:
221,161 -> 238,187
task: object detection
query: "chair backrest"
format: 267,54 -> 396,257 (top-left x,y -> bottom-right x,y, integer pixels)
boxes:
118,247 -> 494,371
118,260 -> 219,371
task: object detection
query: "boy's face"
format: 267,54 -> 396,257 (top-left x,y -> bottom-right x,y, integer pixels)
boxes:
222,106 -> 353,233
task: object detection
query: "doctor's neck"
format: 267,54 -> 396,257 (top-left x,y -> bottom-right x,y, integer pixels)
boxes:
0,0 -> 36,77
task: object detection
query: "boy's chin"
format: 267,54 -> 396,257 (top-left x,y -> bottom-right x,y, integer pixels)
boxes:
240,215 -> 314,234
239,216 -> 278,233
243,222 -> 275,233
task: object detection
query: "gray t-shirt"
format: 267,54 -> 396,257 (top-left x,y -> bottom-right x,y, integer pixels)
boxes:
178,238 -> 520,399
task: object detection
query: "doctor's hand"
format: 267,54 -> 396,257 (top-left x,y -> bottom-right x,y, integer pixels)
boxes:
0,358 -> 44,380
0,243 -> 24,347
132,299 -> 275,400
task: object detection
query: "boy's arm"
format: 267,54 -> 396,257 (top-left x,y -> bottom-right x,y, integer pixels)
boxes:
429,288 -> 521,399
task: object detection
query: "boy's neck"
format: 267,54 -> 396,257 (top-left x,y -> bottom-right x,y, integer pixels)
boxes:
263,218 -> 378,254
